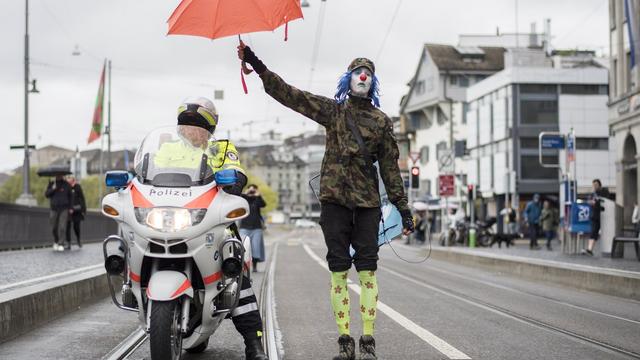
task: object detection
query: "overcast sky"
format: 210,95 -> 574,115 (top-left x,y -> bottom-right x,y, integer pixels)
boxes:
0,0 -> 608,172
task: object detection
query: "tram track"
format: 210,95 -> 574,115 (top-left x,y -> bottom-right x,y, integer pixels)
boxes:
379,262 -> 640,359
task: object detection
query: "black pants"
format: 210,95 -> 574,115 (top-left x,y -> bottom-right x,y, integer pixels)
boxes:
66,216 -> 82,245
231,275 -> 263,339
319,202 -> 382,272
528,223 -> 540,248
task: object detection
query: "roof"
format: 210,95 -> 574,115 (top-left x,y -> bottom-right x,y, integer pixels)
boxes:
425,44 -> 506,72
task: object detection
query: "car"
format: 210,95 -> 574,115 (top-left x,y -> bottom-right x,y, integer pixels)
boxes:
294,219 -> 318,228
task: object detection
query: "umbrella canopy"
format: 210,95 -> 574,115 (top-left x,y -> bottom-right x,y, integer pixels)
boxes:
167,0 -> 303,40
37,165 -> 72,177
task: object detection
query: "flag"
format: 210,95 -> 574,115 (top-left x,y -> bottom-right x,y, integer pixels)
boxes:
87,61 -> 106,144
624,0 -> 639,70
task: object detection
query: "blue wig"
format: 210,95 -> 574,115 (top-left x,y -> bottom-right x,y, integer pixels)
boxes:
334,71 -> 381,108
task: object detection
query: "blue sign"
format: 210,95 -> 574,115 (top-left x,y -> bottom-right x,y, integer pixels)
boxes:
541,135 -> 565,149
569,203 -> 592,233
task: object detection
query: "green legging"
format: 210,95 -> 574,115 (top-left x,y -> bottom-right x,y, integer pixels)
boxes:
330,270 -> 378,336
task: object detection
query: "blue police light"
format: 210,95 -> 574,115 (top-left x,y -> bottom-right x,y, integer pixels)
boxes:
215,169 -> 238,186
105,171 -> 130,188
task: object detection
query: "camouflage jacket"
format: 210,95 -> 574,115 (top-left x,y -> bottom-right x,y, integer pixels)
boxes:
260,70 -> 409,213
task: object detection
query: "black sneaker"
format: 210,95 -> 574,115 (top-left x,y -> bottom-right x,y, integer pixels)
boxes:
358,335 -> 376,360
333,335 -> 355,360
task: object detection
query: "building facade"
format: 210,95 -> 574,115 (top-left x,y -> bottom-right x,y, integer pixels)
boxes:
466,49 -> 613,227
608,0 -> 640,225
399,44 -> 505,203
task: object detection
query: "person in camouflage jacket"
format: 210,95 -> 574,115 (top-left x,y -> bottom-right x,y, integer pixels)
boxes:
238,43 -> 413,360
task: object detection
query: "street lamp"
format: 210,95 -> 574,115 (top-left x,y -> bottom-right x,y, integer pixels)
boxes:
15,0 -> 38,206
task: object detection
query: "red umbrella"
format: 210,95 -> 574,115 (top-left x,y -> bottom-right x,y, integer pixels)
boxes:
167,0 -> 304,93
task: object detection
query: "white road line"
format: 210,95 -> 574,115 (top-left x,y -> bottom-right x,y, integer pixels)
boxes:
0,263 -> 103,291
264,242 -> 284,359
302,244 -> 471,360
382,246 -> 640,325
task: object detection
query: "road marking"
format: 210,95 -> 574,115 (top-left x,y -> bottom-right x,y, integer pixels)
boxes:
261,242 -> 284,359
101,327 -> 147,360
383,246 -> 640,325
0,263 -> 103,291
302,244 -> 471,360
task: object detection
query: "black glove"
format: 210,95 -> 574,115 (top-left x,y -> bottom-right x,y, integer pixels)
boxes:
400,210 -> 415,233
242,46 -> 267,75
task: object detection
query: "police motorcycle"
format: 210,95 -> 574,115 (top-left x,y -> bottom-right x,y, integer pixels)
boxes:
101,126 -> 252,360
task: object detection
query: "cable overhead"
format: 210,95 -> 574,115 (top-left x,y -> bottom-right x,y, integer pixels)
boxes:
307,0 -> 328,90
375,0 -> 404,64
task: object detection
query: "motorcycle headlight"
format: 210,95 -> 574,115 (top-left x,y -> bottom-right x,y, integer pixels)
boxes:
134,207 -> 207,232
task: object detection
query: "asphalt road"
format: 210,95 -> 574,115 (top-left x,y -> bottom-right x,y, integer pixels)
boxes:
1,227 -> 639,359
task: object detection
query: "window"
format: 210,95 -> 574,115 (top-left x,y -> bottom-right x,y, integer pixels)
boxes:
436,141 -> 448,159
462,103 -> 469,124
420,146 -> 429,164
416,80 -> 425,95
459,76 -> 470,87
612,59 -> 618,97
520,100 -> 558,125
520,84 -> 557,94
521,155 -> 559,179
450,75 -> 458,85
576,138 -> 609,150
560,84 -> 608,95
627,51 -> 633,92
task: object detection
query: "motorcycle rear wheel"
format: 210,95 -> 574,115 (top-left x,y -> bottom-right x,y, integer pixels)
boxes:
149,300 -> 183,360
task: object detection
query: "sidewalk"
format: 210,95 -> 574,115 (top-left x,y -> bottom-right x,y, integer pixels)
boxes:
440,239 -> 640,273
399,237 -> 640,300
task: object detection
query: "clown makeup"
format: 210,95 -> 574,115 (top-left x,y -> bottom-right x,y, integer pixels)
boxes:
349,67 -> 373,98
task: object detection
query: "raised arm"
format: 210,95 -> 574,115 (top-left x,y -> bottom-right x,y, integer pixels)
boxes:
238,44 -> 336,126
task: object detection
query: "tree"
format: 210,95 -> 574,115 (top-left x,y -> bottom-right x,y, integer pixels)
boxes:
0,168 -> 51,206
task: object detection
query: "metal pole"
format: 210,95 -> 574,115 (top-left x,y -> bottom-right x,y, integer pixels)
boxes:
23,0 -> 31,197
107,59 -> 112,170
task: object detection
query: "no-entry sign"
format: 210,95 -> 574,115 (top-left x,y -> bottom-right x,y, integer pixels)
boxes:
439,174 -> 455,197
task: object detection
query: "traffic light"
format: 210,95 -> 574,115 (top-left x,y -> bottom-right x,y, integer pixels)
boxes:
411,167 -> 420,189
467,184 -> 474,201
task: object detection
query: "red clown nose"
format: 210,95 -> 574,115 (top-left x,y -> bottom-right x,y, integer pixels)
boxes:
359,73 -> 367,81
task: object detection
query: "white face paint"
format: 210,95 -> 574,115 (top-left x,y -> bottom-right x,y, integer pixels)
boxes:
349,67 -> 373,97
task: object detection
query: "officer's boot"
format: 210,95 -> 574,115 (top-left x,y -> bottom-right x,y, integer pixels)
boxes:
244,336 -> 268,360
333,335 -> 356,360
358,335 -> 376,360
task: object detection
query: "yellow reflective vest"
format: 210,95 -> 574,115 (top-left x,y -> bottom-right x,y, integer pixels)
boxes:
154,139 -> 244,176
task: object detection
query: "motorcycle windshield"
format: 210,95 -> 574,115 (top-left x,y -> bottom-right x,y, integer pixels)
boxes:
134,125 -> 215,187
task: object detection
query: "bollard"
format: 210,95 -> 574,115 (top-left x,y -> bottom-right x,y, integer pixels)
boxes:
469,228 -> 476,248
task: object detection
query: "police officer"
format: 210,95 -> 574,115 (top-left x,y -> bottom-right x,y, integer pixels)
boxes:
238,45 -> 414,360
156,97 -> 268,360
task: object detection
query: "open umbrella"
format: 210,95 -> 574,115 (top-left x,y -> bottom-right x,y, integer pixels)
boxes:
167,0 -> 304,93
37,165 -> 72,177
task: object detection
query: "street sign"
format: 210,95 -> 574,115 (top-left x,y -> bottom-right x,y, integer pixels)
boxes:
540,135 -> 565,149
438,150 -> 454,173
438,174 -> 455,197
409,152 -> 420,164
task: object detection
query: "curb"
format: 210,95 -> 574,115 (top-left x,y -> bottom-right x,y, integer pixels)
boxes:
414,246 -> 640,300
0,267 -> 109,343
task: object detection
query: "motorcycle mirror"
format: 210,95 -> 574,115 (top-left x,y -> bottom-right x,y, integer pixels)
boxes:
105,171 -> 131,188
215,169 -> 238,186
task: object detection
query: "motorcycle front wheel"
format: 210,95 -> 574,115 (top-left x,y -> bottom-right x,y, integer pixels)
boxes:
149,300 -> 183,360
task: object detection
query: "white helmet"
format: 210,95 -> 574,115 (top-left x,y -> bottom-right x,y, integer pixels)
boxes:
177,96 -> 218,133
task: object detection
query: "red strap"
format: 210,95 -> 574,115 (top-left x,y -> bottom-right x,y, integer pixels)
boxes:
240,66 -> 248,94
284,21 -> 289,41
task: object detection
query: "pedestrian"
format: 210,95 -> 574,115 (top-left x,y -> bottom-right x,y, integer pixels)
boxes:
66,176 -> 86,249
238,45 -> 414,360
44,174 -> 72,252
582,179 -> 609,256
501,205 -> 518,234
239,184 -> 267,272
540,200 -> 558,251
523,193 -> 542,250
632,203 -> 640,237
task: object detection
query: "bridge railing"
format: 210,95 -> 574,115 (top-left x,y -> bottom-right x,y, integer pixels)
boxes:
0,203 -> 117,250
